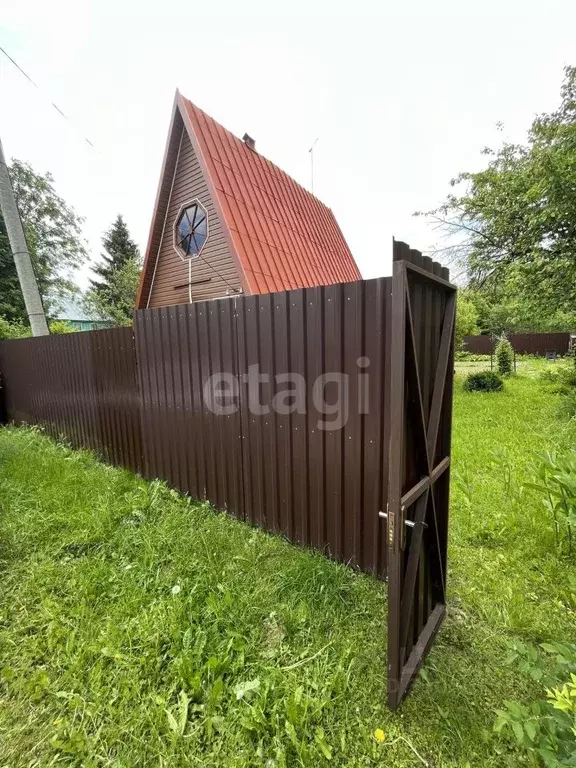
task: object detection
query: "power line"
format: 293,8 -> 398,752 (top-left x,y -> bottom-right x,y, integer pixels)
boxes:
196,251 -> 241,295
0,44 -> 37,87
1,42 -> 240,300
0,43 -> 95,148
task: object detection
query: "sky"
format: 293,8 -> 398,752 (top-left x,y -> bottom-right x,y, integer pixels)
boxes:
1,0 -> 575,288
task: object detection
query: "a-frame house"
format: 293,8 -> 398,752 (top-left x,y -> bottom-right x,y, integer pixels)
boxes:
136,91 -> 361,309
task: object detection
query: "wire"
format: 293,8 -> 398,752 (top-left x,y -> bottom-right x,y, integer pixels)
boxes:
195,251 -> 241,296
2,42 -> 260,300
0,44 -> 95,148
0,44 -> 37,86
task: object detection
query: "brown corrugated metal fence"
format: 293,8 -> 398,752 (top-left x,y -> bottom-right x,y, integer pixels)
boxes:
0,327 -> 142,474
133,279 -> 392,576
0,243 -> 456,709
464,332 -> 570,356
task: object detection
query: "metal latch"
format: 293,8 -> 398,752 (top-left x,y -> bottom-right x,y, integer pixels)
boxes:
378,507 -> 418,528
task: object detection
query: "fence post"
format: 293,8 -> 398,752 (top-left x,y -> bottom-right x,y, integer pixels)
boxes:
386,257 -> 408,710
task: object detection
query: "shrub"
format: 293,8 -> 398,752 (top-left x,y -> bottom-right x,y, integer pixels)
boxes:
558,366 -> 576,389
540,365 -> 576,419
540,368 -> 560,384
495,640 -> 576,767
558,390 -> 576,420
525,449 -> 576,553
495,337 -> 514,376
463,370 -> 504,392
49,320 -> 74,334
0,316 -> 30,340
0,317 -> 74,338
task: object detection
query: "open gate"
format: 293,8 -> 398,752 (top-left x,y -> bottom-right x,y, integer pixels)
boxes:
385,240 -> 456,709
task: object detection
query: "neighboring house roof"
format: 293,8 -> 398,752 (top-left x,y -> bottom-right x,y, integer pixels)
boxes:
53,297 -> 96,322
137,91 -> 361,307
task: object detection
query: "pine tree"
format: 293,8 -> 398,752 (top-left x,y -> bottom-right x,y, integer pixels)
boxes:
90,214 -> 139,292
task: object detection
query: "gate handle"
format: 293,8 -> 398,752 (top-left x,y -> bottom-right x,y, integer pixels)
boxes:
378,509 -> 427,528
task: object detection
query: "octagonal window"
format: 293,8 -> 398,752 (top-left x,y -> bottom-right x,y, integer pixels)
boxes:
174,201 -> 208,259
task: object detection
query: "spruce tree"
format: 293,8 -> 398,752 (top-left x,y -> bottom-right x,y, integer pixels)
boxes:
85,215 -> 141,326
90,214 -> 139,292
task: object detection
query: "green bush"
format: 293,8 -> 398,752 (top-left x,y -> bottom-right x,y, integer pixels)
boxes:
540,368 -> 560,384
558,366 -> 576,389
48,320 -> 74,334
463,370 -> 504,392
525,449 -> 576,553
0,317 -> 76,339
495,640 -> 576,767
0,316 -> 30,340
558,390 -> 576,420
495,337 -> 514,376
540,365 -> 576,418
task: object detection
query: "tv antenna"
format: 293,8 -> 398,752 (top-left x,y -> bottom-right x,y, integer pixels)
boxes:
309,137 -> 319,194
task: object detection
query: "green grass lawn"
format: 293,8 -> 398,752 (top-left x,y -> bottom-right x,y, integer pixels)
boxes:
1,364 -> 575,766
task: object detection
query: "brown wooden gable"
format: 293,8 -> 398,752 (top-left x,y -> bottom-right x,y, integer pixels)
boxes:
137,102 -> 244,310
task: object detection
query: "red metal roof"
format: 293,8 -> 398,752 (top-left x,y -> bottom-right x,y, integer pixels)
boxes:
179,95 -> 361,293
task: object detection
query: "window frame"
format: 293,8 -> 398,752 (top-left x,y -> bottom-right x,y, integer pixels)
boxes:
172,199 -> 210,262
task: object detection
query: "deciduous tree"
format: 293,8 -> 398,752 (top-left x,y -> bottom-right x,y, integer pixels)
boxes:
455,290 -> 479,350
421,66 -> 576,321
0,160 -> 87,324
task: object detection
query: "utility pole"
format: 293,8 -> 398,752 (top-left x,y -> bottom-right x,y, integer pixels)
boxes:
0,136 -> 49,335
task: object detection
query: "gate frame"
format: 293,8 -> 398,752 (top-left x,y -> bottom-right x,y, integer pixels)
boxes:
386,240 -> 457,710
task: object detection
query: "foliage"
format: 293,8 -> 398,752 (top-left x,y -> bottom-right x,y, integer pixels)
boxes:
495,337 -> 514,376
465,289 -> 576,336
421,66 -> 576,327
0,316 -> 30,340
0,159 -> 87,324
455,290 -> 479,350
555,367 -> 576,389
48,320 -> 74,334
495,640 -> 576,767
0,317 -> 77,340
85,215 -> 141,325
558,390 -> 576,421
557,366 -> 576,391
539,365 -> 576,388
84,257 -> 140,327
539,362 -> 576,419
463,370 -> 504,392
541,364 -> 576,402
525,450 -> 576,554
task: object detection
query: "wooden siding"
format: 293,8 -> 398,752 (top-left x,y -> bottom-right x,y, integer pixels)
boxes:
146,119 -> 242,308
